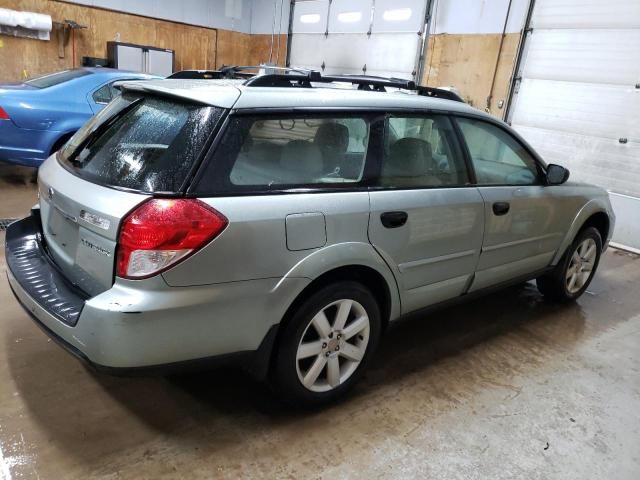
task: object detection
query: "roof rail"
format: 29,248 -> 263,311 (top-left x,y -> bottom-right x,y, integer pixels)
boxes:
167,70 -> 225,80
243,70 -> 322,87
169,65 -> 464,103
243,70 -> 464,102
416,86 -> 464,102
322,75 -> 416,91
167,68 -> 254,80
168,65 -> 320,81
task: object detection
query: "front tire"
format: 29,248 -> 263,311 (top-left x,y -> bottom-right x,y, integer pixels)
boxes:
537,226 -> 602,302
273,281 -> 381,408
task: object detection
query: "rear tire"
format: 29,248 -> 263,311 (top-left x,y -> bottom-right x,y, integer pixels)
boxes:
537,226 -> 602,302
272,281 -> 381,408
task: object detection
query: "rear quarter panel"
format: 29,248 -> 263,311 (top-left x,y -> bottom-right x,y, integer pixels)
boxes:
3,86 -> 92,132
161,192 -> 402,320
163,192 -> 372,284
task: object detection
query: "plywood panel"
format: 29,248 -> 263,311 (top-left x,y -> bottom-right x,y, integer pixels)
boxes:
216,29 -> 249,68
248,34 -> 287,66
0,0 -> 221,81
422,32 -> 519,118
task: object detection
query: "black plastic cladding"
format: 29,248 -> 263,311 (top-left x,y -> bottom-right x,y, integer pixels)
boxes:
5,212 -> 88,327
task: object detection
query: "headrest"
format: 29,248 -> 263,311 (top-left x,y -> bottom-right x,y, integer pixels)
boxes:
384,138 -> 433,177
314,123 -> 349,153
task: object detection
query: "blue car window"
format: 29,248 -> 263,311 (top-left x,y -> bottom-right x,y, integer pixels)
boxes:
92,84 -> 112,104
25,69 -> 93,88
109,83 -> 121,99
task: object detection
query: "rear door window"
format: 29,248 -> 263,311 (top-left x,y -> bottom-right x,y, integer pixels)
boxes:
59,93 -> 222,193
193,114 -> 372,193
381,115 -> 469,187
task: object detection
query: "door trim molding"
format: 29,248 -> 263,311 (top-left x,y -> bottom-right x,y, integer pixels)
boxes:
398,249 -> 476,272
481,232 -> 562,253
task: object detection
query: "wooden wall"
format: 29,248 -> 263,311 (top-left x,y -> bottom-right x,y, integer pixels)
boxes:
421,33 -> 520,119
247,34 -> 288,67
216,31 -> 287,68
0,0 -> 286,82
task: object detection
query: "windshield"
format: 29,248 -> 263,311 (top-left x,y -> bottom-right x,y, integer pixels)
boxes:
59,92 -> 223,193
25,69 -> 93,88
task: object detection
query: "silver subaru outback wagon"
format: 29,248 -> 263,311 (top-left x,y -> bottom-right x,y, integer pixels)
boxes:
5,72 -> 615,407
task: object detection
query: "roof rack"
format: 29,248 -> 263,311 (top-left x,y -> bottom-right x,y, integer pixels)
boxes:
167,70 -> 224,80
322,75 -> 416,91
415,86 -> 464,102
167,65 -> 317,81
243,71 -> 322,87
243,70 -> 464,102
169,66 -> 464,103
167,66 -> 256,80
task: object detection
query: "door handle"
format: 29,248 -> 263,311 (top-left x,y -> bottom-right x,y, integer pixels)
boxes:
380,211 -> 408,228
492,202 -> 510,216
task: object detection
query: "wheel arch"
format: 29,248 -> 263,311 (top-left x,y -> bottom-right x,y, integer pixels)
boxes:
48,130 -> 76,155
276,242 -> 401,323
579,211 -> 610,243
551,199 -> 612,266
255,243 -> 402,380
284,264 -> 394,329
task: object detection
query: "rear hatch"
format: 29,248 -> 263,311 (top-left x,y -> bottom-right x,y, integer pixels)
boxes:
37,90 -> 225,297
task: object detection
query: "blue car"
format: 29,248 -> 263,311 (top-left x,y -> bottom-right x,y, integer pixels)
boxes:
0,68 -> 158,167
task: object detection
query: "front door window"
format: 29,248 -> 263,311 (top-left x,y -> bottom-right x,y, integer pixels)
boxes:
457,118 -> 540,185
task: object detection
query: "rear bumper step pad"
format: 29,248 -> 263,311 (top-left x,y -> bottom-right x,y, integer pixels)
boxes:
5,211 -> 88,327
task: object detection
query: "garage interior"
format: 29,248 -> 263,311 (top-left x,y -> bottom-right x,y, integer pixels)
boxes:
0,0 -> 638,478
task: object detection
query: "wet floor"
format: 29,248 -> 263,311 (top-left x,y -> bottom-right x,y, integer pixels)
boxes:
0,167 -> 639,479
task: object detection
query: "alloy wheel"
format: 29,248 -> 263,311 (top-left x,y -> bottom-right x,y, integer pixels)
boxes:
295,299 -> 370,393
566,237 -> 597,294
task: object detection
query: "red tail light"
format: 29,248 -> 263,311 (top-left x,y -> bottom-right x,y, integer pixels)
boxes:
0,106 -> 10,120
116,199 -> 228,279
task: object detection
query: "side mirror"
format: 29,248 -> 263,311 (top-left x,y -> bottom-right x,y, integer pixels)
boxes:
546,164 -> 570,185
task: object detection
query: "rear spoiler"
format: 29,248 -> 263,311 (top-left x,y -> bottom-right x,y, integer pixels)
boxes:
111,81 -> 240,108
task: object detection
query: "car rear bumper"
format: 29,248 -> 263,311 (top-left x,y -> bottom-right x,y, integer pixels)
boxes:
5,210 -> 88,326
0,145 -> 46,167
5,213 -> 308,374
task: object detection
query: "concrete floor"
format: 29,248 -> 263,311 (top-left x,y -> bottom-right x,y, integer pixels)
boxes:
0,167 -> 639,479
0,165 -> 38,221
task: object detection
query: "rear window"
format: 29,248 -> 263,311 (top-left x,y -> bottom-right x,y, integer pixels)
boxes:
25,69 -> 93,88
193,114 -> 372,193
59,93 -> 222,193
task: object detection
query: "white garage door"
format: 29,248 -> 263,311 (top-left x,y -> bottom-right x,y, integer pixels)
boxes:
288,0 -> 428,80
508,0 -> 640,250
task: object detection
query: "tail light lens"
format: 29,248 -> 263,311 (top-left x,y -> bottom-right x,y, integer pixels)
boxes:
0,107 -> 10,120
116,198 -> 228,279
